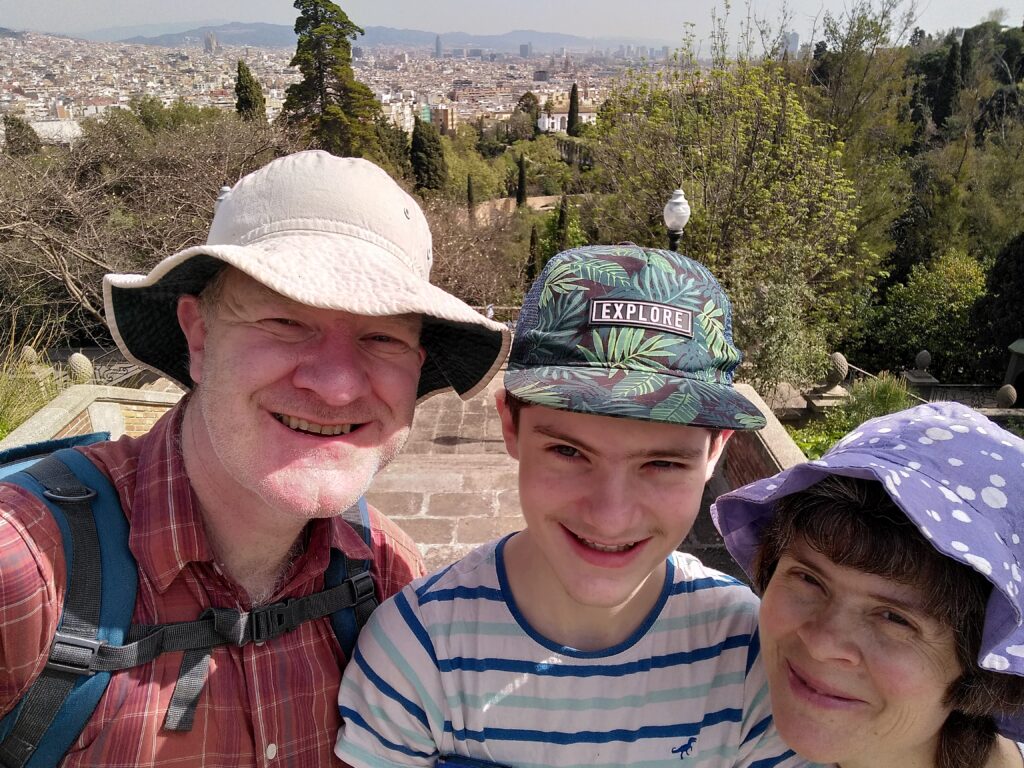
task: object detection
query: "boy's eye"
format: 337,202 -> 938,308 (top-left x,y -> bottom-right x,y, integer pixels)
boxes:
552,445 -> 580,459
646,459 -> 682,470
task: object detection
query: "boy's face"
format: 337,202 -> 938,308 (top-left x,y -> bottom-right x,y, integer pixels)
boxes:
497,396 -> 728,616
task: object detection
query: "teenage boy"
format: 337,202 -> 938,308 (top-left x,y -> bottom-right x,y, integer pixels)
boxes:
336,244 -> 805,767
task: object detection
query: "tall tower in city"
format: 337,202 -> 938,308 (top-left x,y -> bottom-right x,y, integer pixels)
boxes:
520,42 -> 532,58
435,34 -> 442,58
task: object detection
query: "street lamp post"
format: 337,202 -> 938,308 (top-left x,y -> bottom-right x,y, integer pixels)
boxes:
663,189 -> 691,252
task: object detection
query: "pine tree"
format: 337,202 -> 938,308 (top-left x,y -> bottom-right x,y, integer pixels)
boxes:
282,0 -> 380,158
410,117 -> 446,191
567,83 -> 581,136
515,154 -> 527,207
933,41 -> 962,128
3,114 -> 41,156
234,60 -> 266,122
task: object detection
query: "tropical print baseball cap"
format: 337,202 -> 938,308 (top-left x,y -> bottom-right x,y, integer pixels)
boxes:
504,244 -> 765,430
712,402 -> 1024,737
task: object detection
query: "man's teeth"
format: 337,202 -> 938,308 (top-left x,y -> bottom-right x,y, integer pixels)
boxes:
579,536 -> 635,553
276,414 -> 353,436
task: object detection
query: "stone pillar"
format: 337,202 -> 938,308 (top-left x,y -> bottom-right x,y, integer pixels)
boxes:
902,350 -> 939,400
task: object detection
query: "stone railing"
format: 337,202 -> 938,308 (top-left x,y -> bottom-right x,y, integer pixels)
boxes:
0,384 -> 182,450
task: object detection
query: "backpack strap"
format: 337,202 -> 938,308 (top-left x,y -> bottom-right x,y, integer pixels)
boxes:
0,449 -> 134,768
328,497 -> 379,659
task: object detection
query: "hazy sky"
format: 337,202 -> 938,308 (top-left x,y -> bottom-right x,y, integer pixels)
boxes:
0,0 -> 1017,44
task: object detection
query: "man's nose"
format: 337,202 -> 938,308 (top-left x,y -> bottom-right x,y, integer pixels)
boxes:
291,331 -> 371,406
584,471 -> 639,534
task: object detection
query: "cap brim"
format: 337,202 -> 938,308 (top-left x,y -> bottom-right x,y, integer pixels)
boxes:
503,364 -> 766,430
104,235 -> 510,400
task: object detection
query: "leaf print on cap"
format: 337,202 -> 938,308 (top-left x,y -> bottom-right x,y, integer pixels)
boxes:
611,371 -> 664,398
651,392 -> 700,424
507,381 -> 569,408
580,328 -> 679,371
699,299 -> 738,365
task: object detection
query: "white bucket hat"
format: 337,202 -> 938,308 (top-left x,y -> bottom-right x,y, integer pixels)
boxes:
103,150 -> 510,400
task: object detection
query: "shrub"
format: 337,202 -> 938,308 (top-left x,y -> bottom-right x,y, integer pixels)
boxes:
787,373 -> 916,459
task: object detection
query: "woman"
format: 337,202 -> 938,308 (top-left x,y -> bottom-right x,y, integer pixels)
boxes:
713,402 -> 1024,768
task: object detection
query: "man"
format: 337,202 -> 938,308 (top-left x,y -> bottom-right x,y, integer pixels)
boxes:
0,151 -> 509,766
336,245 -> 807,767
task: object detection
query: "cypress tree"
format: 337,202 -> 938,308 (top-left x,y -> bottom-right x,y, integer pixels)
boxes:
516,154 -> 527,207
234,60 -> 266,122
567,83 -> 581,136
933,41 -> 962,128
466,174 -> 475,213
959,29 -> 975,84
3,114 -> 41,156
410,117 -> 447,191
526,224 -> 540,284
282,0 -> 380,158
555,195 -> 570,252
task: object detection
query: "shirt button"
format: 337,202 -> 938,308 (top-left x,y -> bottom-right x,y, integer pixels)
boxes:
265,743 -> 278,760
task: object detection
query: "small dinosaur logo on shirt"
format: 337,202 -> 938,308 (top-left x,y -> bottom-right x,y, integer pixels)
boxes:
672,736 -> 697,758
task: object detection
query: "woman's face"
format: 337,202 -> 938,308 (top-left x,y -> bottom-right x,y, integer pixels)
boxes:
759,537 -> 962,768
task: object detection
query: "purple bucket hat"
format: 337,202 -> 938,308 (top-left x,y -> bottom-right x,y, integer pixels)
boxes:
713,402 -> 1024,733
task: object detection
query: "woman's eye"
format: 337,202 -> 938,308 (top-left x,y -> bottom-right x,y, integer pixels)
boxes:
880,610 -> 914,629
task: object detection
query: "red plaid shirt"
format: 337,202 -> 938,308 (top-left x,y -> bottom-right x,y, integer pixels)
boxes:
0,401 -> 425,767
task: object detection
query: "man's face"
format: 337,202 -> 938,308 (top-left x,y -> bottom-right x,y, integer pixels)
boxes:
177,269 -> 425,521
497,397 -> 727,619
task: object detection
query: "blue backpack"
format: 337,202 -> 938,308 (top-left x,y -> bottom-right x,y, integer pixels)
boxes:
0,433 -> 379,768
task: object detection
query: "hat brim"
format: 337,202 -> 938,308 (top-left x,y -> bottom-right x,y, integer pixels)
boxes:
503,364 -> 766,430
103,234 -> 510,401
712,456 -> 1024,676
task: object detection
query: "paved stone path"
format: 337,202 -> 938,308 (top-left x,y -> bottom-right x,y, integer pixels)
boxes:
367,370 -> 742,578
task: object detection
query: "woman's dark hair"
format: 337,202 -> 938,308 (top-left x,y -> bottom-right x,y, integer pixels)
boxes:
753,474 -> 1024,768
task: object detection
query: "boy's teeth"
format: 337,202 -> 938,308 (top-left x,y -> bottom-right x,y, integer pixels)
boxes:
276,414 -> 353,436
579,536 -> 634,553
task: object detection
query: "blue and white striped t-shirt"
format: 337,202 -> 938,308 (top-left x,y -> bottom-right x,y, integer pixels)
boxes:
336,537 -> 808,768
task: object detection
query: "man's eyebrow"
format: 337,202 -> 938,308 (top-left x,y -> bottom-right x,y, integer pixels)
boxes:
531,424 -> 706,460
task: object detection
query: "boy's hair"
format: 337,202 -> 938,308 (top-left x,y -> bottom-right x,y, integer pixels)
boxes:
753,475 -> 1024,768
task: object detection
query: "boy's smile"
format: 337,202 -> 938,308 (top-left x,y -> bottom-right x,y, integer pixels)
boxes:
497,397 -> 727,650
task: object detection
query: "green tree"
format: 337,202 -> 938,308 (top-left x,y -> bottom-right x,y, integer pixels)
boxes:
466,174 -> 475,216
933,41 -> 963,128
567,83 -> 581,136
591,62 -> 864,390
515,154 -> 527,207
526,224 -> 540,284
282,0 -> 380,158
3,115 -> 41,156
973,232 -> 1024,380
410,117 -> 446,191
373,115 -> 411,181
538,195 -> 586,264
875,249 -> 987,379
234,60 -> 266,122
515,91 -> 540,135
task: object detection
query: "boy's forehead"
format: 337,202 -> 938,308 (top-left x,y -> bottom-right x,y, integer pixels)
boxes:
523,404 -> 714,451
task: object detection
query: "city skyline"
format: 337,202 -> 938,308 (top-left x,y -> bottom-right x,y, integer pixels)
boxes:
2,0 -> 1017,48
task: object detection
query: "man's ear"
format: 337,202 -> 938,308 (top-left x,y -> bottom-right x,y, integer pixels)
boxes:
494,390 -> 520,461
176,295 -> 208,385
704,429 -> 733,483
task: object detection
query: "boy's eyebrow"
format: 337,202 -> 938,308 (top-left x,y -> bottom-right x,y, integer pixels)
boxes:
531,424 -> 707,460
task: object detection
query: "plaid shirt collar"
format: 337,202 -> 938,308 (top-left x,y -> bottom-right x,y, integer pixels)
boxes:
125,397 -> 373,594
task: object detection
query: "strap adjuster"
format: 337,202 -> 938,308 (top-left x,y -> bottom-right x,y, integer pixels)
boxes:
46,631 -> 101,676
250,599 -> 305,644
350,571 -> 376,604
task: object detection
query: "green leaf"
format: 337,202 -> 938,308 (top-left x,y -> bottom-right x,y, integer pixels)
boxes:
612,371 -> 662,397
650,393 -> 700,423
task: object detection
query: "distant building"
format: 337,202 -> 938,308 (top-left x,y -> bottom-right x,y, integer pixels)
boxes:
537,91 -> 598,133
430,104 -> 457,134
451,47 -> 465,58
203,32 -> 218,55
784,31 -> 800,55
533,70 -> 550,82
468,48 -> 483,58
435,34 -> 442,58
520,42 -> 532,58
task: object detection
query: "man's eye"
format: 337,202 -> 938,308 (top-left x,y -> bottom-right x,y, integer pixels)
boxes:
266,317 -> 301,327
